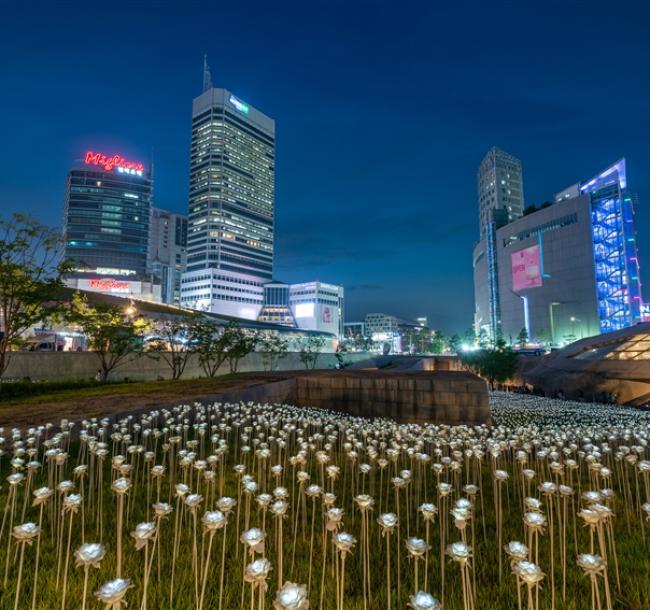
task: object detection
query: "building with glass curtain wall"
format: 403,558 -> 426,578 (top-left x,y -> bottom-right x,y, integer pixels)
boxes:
63,150 -> 160,301
475,147 -> 525,341
149,207 -> 187,305
180,76 -> 275,319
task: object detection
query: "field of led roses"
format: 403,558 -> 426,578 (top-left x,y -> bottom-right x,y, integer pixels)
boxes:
0,392 -> 649,609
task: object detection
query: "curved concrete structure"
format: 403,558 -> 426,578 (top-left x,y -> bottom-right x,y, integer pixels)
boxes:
524,322 -> 650,405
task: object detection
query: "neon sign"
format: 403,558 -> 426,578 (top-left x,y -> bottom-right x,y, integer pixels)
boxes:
88,278 -> 130,293
229,95 -> 249,115
84,151 -> 145,176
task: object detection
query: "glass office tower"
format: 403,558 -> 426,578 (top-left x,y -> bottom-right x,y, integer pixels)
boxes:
475,147 -> 525,341
181,86 -> 275,319
63,151 -> 152,279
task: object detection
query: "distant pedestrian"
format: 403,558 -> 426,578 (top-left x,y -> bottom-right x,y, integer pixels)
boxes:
95,369 -> 103,382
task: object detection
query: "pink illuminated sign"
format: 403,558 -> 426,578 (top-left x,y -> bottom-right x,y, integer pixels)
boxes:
84,151 -> 144,175
88,279 -> 130,292
511,245 -> 543,291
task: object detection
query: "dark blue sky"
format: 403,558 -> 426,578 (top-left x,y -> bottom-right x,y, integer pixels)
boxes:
1,1 -> 649,332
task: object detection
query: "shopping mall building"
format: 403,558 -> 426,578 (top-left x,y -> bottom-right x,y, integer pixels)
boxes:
473,159 -> 643,346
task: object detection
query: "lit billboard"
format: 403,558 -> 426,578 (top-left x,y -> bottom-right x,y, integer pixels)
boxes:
511,245 -> 542,291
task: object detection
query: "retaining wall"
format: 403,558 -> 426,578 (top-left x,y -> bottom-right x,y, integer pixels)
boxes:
1,352 -> 371,382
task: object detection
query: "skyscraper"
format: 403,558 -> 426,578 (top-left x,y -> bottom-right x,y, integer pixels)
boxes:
474,147 -> 525,341
477,147 -> 525,241
63,150 -> 160,301
149,208 -> 187,305
180,62 -> 275,319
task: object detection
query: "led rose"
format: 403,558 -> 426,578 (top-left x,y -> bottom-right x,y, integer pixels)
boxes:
95,578 -> 133,607
63,493 -> 82,513
270,499 -> 289,517
513,561 -> 544,586
524,497 -> 542,512
131,522 -> 156,550
12,522 -> 40,543
75,543 -> 106,568
377,512 -> 398,532
241,527 -> 266,554
202,510 -> 227,532
504,540 -> 528,562
332,531 -> 356,555
523,511 -> 547,532
153,502 -> 173,517
577,553 -> 606,575
406,537 -> 431,558
326,507 -> 345,531
273,581 -> 309,610
256,493 -> 273,509
174,483 -> 189,498
446,541 -> 471,564
32,486 -> 53,506
111,477 -> 131,495
305,484 -> 322,498
216,496 -> 237,513
408,591 -> 442,610
244,557 -> 272,586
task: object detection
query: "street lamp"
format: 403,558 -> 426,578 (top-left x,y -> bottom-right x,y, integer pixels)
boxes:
549,302 -> 561,346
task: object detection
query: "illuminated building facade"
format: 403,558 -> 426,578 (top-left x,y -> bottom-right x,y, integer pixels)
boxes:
63,150 -> 158,300
288,281 -> 344,338
181,79 -> 275,319
149,208 -> 187,305
257,280 -> 344,337
474,159 -> 643,346
475,147 -> 525,341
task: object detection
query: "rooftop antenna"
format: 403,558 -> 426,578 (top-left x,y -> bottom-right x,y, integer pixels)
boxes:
202,54 -> 213,93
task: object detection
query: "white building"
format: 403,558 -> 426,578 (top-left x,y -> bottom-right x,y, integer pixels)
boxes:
289,281 -> 344,337
181,64 -> 274,319
256,280 -> 344,337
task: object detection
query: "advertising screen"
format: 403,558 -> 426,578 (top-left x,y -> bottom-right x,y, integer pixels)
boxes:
511,245 -> 542,291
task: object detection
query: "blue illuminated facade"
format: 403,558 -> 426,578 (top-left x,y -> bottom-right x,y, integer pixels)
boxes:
583,160 -> 642,333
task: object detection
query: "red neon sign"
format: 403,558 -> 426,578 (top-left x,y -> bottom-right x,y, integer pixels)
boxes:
84,151 -> 145,173
88,279 -> 130,291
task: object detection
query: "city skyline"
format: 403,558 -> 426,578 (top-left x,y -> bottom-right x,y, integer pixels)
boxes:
2,1 -> 650,333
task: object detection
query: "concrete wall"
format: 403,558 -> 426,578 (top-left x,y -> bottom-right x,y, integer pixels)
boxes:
1,352 -> 371,382
496,196 -> 601,343
287,372 -> 489,425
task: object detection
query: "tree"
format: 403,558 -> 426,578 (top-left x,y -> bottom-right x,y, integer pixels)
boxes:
431,331 -> 446,354
257,332 -> 289,372
517,327 -> 529,348
463,327 -> 476,346
297,334 -> 327,369
224,324 -> 258,374
460,345 -> 520,390
147,314 -> 198,379
0,214 -> 70,379
66,292 -> 148,381
192,320 -> 231,377
448,334 -> 461,354
477,328 -> 490,349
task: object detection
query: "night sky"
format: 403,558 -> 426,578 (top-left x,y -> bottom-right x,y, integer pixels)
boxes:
1,1 -> 649,333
